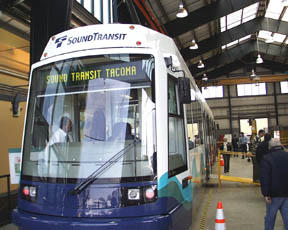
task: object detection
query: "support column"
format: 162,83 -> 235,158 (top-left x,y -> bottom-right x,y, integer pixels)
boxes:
30,0 -> 73,65
227,85 -> 233,134
273,82 -> 279,126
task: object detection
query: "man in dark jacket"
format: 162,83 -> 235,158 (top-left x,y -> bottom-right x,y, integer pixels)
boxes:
256,133 -> 272,164
260,138 -> 288,230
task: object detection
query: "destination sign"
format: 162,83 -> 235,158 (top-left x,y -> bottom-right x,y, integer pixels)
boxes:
46,61 -> 150,85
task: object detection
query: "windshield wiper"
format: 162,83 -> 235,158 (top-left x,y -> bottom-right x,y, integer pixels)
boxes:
69,141 -> 137,195
84,134 -> 104,141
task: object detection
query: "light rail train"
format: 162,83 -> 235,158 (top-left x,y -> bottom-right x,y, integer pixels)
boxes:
12,24 -> 217,229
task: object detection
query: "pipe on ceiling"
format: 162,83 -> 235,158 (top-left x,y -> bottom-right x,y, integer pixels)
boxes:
0,67 -> 28,80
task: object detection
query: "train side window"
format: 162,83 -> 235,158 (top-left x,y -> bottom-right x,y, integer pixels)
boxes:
168,78 -> 179,115
168,76 -> 187,177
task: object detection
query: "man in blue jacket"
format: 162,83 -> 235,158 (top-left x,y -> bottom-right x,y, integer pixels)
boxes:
260,138 -> 288,230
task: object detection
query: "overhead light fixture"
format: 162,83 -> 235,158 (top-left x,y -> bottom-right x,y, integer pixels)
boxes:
197,60 -> 205,69
189,39 -> 198,49
250,69 -> 260,81
250,69 -> 257,78
202,73 -> 208,81
256,54 -> 264,64
256,34 -> 264,64
176,2 -> 188,18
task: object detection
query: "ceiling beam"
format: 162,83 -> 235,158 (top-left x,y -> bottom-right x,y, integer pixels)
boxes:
190,40 -> 288,75
181,17 -> 288,60
195,60 -> 245,79
195,55 -> 288,80
190,40 -> 256,74
0,19 -> 30,40
196,74 -> 288,86
164,0 -> 260,38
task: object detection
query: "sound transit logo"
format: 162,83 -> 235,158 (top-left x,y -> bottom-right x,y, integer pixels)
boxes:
54,33 -> 127,48
55,35 -> 67,48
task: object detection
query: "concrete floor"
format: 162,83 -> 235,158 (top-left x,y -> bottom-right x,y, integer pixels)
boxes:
2,156 -> 286,230
0,224 -> 17,230
192,156 -> 286,230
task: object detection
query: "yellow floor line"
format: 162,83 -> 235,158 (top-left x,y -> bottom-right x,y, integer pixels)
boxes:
199,188 -> 214,230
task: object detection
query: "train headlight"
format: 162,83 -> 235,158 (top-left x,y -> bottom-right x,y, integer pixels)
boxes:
145,188 -> 155,200
128,188 -> 140,200
29,186 -> 37,197
21,184 -> 38,202
121,185 -> 157,206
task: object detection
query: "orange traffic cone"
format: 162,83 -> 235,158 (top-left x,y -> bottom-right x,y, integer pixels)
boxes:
220,155 -> 224,167
215,201 -> 226,230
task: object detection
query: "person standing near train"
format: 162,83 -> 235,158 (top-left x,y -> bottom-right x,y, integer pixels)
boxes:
239,132 -> 248,159
260,138 -> 288,230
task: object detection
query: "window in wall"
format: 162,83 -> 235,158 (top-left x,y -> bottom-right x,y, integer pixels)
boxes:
237,83 -> 266,96
240,118 -> 268,136
83,0 -> 92,12
220,3 -> 259,32
190,88 -> 196,101
77,0 -> 102,22
222,34 -> 252,49
280,81 -> 288,94
220,2 -> 259,49
201,86 -> 223,99
258,30 -> 286,44
168,76 -> 187,177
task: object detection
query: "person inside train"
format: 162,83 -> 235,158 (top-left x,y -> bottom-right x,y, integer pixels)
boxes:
50,116 -> 73,145
38,116 -> 73,177
84,93 -> 106,141
110,122 -> 134,141
188,137 -> 195,149
89,108 -> 106,141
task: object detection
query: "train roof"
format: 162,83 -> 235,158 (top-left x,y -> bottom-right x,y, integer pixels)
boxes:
41,24 -> 176,61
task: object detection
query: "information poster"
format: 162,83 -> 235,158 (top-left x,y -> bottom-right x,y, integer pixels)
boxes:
8,148 -> 22,184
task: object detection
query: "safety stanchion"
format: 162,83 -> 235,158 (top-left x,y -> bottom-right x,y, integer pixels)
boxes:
220,155 -> 224,167
217,150 -> 260,186
215,201 -> 226,230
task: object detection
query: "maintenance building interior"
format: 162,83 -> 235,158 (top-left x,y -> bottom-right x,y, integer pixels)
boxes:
0,0 -> 288,229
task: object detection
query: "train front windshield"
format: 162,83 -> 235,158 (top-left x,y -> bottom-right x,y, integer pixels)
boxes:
22,54 -> 156,183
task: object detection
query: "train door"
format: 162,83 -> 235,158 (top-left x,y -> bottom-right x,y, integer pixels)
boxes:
167,75 -> 192,229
